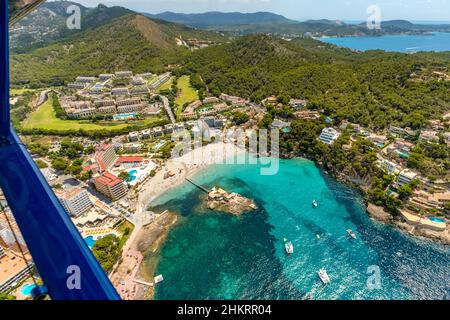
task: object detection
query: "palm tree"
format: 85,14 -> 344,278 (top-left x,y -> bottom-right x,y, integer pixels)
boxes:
118,171 -> 130,181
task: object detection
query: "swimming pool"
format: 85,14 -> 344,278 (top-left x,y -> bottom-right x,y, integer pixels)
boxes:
154,140 -> 167,151
127,170 -> 138,182
20,283 -> 36,296
84,236 -> 96,248
428,217 -> 445,223
197,107 -> 211,113
113,113 -> 137,120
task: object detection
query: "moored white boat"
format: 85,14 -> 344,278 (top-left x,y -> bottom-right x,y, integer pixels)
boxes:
318,268 -> 330,284
347,229 -> 357,239
284,239 -> 294,255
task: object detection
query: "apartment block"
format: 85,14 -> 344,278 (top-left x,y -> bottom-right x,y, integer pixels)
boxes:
111,87 -> 130,96
57,188 -> 93,217
94,173 -> 128,201
115,71 -> 133,78
95,144 -> 117,172
76,76 -> 97,83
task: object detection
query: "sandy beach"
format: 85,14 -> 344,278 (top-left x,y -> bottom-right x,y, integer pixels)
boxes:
132,211 -> 178,300
114,141 -> 246,300
137,140 -> 246,214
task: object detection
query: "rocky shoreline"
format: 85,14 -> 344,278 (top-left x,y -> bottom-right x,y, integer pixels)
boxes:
367,200 -> 450,245
131,211 -> 179,300
394,220 -> 450,245
204,187 -> 257,215
367,203 -> 394,223
284,152 -> 448,245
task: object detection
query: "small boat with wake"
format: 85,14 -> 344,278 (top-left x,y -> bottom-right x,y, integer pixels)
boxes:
312,200 -> 318,208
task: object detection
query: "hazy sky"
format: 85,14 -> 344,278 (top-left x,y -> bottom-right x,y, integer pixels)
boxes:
70,0 -> 450,21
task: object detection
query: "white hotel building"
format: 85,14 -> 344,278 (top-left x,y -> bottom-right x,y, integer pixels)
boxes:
57,188 -> 93,217
319,128 -> 341,145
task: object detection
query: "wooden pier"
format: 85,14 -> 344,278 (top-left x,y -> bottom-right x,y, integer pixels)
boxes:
185,178 -> 210,193
132,279 -> 154,287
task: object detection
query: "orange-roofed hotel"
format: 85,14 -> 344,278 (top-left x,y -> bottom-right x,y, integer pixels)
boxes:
94,172 -> 128,201
95,144 -> 117,173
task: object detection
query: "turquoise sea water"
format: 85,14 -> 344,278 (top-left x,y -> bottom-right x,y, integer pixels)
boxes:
320,32 -> 450,52
149,158 -> 449,300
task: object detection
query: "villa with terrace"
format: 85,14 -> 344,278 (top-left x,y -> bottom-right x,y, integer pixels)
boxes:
289,98 -> 308,108
294,110 -> 320,120
319,128 -> 341,145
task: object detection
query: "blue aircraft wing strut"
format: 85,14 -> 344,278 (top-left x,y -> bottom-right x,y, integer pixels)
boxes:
0,0 -> 120,300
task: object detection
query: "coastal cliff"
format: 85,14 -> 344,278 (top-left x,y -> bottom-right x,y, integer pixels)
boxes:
367,204 -> 393,223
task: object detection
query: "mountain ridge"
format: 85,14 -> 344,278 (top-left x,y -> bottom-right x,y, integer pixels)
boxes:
146,11 -> 295,28
10,13 -> 226,86
146,11 -> 450,36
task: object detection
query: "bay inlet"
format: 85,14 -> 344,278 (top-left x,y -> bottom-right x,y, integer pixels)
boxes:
147,158 -> 449,300
320,32 -> 450,52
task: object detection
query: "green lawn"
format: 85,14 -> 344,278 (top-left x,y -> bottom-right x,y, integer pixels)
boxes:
175,75 -> 199,115
115,220 -> 135,249
10,88 -> 35,96
23,99 -> 130,131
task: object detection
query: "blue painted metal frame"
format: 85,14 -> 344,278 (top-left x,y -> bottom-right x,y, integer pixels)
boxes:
0,1 -> 120,300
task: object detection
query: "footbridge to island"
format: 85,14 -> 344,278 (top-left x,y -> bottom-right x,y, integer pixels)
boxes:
185,178 -> 210,194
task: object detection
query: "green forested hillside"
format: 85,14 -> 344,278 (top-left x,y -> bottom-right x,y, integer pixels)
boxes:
10,14 -> 225,87
10,2 -> 133,51
183,35 -> 450,129
10,16 -> 450,130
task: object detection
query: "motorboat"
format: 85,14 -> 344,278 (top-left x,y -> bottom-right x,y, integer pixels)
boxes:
284,238 -> 294,255
347,229 -> 357,240
318,268 -> 330,284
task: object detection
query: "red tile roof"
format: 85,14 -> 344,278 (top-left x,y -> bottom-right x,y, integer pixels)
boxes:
82,165 -> 92,173
116,156 -> 144,164
95,172 -> 123,187
95,144 -> 112,172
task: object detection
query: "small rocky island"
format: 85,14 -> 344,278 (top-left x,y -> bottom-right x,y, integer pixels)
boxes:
205,187 -> 257,215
